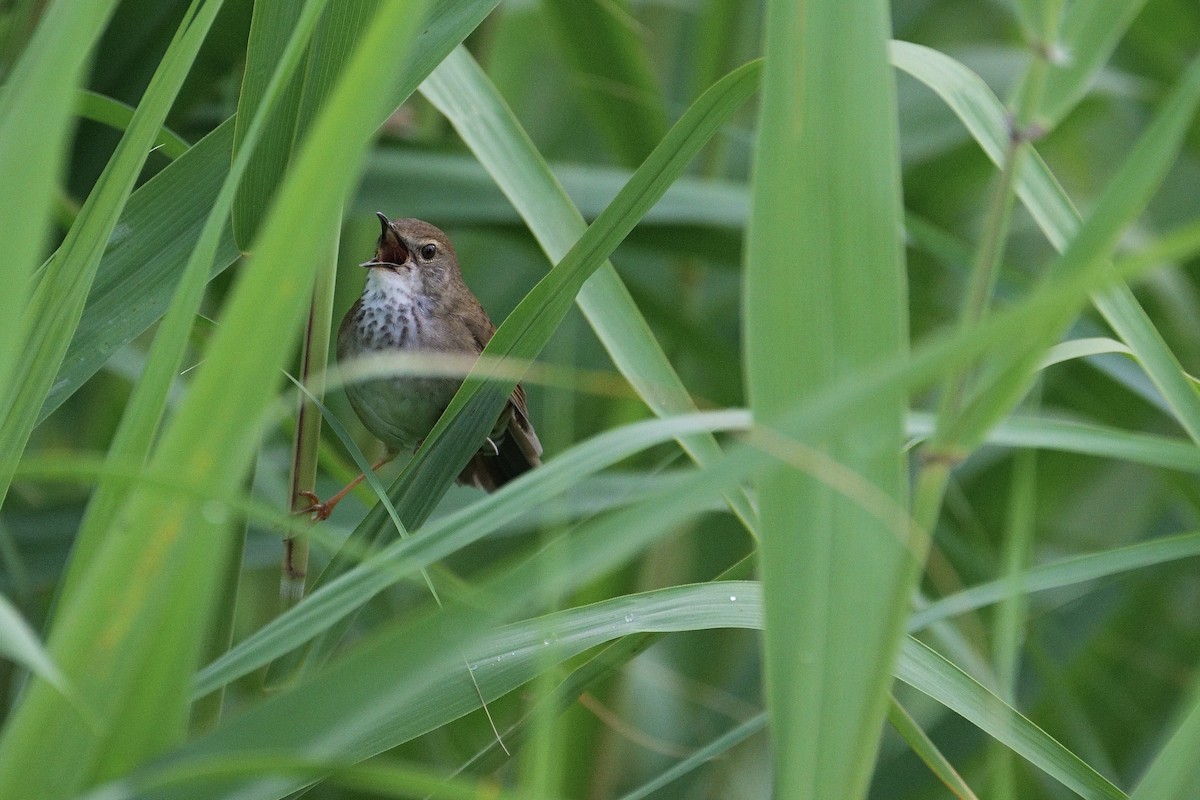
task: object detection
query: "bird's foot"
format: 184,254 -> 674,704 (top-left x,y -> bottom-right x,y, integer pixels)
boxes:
296,490 -> 333,521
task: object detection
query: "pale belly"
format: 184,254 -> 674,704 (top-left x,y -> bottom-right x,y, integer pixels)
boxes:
342,372 -> 460,453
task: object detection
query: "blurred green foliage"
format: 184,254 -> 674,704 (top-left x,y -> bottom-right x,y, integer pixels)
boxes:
0,1 -> 1199,798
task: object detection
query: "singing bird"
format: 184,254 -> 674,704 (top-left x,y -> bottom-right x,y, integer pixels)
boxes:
301,214 -> 541,519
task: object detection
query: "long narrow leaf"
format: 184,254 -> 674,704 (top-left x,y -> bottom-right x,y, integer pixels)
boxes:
747,1 -> 908,797
136,583 -> 1125,800
893,43 -> 1200,446
0,0 -> 120,409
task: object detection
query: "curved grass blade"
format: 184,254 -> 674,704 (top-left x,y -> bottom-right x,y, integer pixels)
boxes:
896,637 -> 1126,800
152,583 -> 1125,800
892,42 -> 1200,446
193,410 -> 750,697
74,89 -> 190,160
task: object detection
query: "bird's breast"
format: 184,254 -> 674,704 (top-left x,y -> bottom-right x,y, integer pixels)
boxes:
339,293 -> 435,356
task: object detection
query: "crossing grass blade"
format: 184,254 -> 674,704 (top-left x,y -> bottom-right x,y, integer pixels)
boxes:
421,45 -> 759,533
276,58 -> 763,683
893,43 -> 1200,447
74,89 -> 191,160
0,2 -> 432,796
56,0 -> 333,613
0,0 -> 227,516
38,119 -> 241,424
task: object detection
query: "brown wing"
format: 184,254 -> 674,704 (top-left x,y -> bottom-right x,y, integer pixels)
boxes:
455,299 -> 542,491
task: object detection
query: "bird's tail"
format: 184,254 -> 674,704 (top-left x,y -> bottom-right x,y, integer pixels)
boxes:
456,402 -> 542,491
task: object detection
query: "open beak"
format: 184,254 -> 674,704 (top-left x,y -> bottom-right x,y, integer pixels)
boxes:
361,212 -> 409,268
375,211 -> 393,241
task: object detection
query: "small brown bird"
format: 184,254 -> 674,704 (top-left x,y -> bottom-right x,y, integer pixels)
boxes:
301,213 -> 541,519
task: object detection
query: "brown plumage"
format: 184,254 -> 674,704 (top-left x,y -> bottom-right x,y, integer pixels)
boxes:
303,215 -> 541,519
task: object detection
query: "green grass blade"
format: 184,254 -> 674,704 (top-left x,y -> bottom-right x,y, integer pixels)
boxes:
887,696 -> 980,800
193,410 -> 749,697
0,0 -> 226,515
1130,694 -> 1200,800
420,45 -> 759,533
38,119 -> 240,424
57,0 -> 332,613
0,0 -> 120,409
616,713 -> 767,800
910,532 -> 1200,631
0,2 -> 432,795
746,2 -> 908,798
911,412 -> 1200,474
896,638 -> 1127,800
357,149 -> 749,228
231,0 -> 376,246
0,593 -> 72,703
75,89 -> 190,159
80,755 -> 539,800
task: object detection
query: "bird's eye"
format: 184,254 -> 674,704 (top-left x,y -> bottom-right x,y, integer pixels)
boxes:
420,243 -> 437,260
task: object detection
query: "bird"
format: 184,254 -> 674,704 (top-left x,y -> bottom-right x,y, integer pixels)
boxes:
300,213 -> 541,520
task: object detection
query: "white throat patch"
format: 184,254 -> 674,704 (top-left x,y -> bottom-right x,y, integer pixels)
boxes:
364,266 -> 419,307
